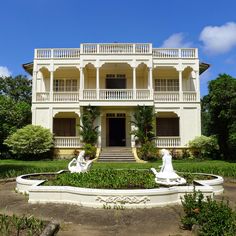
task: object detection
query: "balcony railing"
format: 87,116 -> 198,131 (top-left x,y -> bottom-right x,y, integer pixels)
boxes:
35,90 -> 197,102
34,45 -> 197,59
54,136 -> 81,148
156,137 -> 181,147
152,48 -> 197,58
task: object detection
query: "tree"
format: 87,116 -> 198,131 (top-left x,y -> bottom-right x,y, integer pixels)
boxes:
80,106 -> 100,145
131,106 -> 155,145
0,75 -> 32,104
202,74 -> 236,160
0,96 -> 31,155
0,75 -> 32,157
4,125 -> 53,159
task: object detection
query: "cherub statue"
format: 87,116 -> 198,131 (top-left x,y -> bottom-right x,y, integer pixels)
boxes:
68,150 -> 93,173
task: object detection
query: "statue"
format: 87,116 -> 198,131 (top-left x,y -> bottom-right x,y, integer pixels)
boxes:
68,150 -> 93,173
151,149 -> 186,186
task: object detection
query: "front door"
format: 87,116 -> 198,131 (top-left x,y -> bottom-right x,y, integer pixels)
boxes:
108,118 -> 126,146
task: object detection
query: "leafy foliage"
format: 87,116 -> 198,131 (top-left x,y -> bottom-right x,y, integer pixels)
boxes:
0,75 -> 32,104
0,96 -> 31,156
131,106 -> 155,145
84,143 -> 97,159
202,74 -> 236,160
0,75 -> 32,157
4,125 -> 53,159
181,190 -> 236,235
80,106 -> 100,145
45,169 -> 158,189
137,141 -> 158,161
0,214 -> 44,236
188,135 -> 219,159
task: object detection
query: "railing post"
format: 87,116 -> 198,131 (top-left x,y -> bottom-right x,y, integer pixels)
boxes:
178,49 -> 181,58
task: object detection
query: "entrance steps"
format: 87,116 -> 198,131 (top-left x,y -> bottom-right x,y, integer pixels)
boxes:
98,147 -> 136,162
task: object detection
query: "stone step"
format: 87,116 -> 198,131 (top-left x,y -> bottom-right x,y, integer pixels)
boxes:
98,147 -> 135,162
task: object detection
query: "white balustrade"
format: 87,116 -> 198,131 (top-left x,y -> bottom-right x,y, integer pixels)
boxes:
53,49 -> 80,58
35,46 -> 197,58
154,92 -> 179,102
54,137 -> 81,147
83,90 -> 97,100
153,48 -> 197,58
99,89 -> 133,100
36,92 -> 50,101
183,92 -> 197,101
136,90 -> 150,99
36,49 -> 51,58
53,92 -> 80,102
152,48 -> 179,58
156,137 -> 181,147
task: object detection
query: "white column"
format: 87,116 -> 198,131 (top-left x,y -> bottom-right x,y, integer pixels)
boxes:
178,70 -> 183,101
133,67 -> 136,99
148,67 -> 153,99
96,67 -> 100,100
32,71 -> 37,102
79,67 -> 84,100
49,70 -> 54,101
195,70 -> 200,101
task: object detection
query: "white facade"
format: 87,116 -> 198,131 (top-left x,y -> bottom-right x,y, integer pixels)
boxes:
28,43 -> 204,149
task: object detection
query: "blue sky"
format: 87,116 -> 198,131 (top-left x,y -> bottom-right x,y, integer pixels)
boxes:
0,0 -> 236,96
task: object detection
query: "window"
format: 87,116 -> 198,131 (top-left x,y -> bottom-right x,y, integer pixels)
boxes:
155,79 -> 179,91
156,118 -> 179,136
53,79 -> 78,91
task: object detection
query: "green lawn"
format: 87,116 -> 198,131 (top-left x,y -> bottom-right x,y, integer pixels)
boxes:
0,159 -> 236,178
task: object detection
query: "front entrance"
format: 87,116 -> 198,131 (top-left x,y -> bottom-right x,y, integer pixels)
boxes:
107,117 -> 126,146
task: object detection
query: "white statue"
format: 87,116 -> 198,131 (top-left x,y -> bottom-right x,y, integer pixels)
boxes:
68,150 -> 93,173
151,149 -> 186,186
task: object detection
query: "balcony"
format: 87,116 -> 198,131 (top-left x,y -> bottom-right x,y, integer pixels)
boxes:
35,90 -> 197,102
156,137 -> 181,147
54,136 -> 81,148
34,44 -> 197,59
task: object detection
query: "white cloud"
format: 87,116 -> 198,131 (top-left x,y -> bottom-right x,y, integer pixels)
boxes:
199,22 -> 236,54
161,33 -> 192,48
0,66 -> 11,77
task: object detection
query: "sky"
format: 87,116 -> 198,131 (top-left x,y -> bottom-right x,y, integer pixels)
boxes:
0,0 -> 236,96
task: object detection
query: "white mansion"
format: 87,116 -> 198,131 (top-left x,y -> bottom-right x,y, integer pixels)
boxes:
23,43 -> 209,157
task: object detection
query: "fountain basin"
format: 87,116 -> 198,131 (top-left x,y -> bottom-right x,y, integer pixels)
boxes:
16,171 -> 224,208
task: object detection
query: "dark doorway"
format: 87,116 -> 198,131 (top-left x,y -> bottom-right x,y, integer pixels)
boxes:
106,78 -> 126,89
108,118 -> 126,146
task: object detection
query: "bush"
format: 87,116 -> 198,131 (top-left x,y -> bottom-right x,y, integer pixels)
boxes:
4,125 -> 53,159
181,190 -> 236,235
137,141 -> 158,161
84,143 -> 96,159
188,135 -> 219,159
45,169 -> 158,189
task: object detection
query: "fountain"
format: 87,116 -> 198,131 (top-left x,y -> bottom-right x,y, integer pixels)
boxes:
151,149 -> 186,186
15,148 -> 224,208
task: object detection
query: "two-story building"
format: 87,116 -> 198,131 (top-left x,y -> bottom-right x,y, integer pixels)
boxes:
23,43 -> 209,158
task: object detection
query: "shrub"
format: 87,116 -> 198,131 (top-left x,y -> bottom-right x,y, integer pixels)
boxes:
181,190 -> 236,235
188,135 -> 219,159
137,141 -> 158,161
80,106 -> 100,145
44,169 -> 158,189
84,143 -> 96,159
4,125 -> 53,159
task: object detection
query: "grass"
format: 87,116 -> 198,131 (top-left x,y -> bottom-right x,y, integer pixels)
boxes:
1,158 -> 236,179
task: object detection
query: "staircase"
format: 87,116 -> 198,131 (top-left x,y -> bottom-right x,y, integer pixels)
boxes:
98,147 -> 136,162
